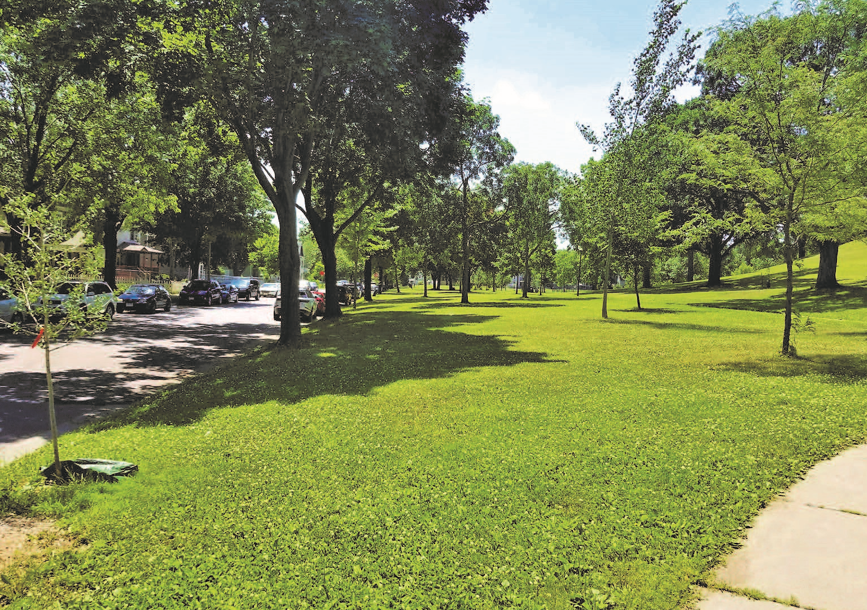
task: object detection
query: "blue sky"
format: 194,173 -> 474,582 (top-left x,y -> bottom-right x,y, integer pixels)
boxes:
460,0 -> 783,174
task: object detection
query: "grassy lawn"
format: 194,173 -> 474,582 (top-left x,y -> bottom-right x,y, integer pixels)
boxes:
2,243 -> 866,609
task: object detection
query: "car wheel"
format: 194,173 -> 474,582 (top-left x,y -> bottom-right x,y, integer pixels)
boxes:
105,304 -> 115,320
11,312 -> 23,325
164,299 -> 171,312
273,313 -> 280,321
254,291 -> 259,301
207,294 -> 212,306
245,292 -> 250,301
148,301 -> 157,314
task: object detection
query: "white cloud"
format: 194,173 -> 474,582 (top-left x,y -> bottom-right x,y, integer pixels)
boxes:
465,68 -> 617,174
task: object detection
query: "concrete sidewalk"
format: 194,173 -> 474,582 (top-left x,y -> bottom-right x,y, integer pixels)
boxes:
697,444 -> 867,610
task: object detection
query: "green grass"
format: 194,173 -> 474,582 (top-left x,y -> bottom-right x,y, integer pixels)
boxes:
2,243 -> 867,609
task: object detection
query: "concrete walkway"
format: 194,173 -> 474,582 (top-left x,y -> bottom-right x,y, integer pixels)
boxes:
697,444 -> 867,610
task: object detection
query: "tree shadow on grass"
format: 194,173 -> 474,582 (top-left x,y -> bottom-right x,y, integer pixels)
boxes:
689,285 -> 867,317
611,307 -> 683,314
716,354 -> 867,384
415,301 -> 564,311
88,308 -> 562,431
598,317 -> 765,334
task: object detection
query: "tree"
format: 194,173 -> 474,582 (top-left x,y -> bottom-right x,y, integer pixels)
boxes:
578,0 -> 699,318
439,94 -> 514,304
158,0 -> 488,344
662,97 -> 752,287
503,162 -> 563,298
250,224 -> 280,279
146,107 -> 271,279
701,1 -> 867,354
0,199 -> 110,479
77,89 -> 177,288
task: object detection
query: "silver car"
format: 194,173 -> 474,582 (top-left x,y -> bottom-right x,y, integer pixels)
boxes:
0,289 -> 23,327
273,288 -> 317,323
39,280 -> 117,321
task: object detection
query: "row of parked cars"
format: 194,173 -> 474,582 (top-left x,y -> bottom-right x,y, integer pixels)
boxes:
0,278 -> 266,327
177,278 -> 261,306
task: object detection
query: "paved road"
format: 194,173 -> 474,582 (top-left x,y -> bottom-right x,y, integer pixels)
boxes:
0,298 -> 283,463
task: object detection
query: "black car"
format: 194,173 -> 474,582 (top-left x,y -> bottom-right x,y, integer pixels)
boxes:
178,279 -> 223,305
228,278 -> 260,301
117,284 -> 172,313
218,283 -> 239,304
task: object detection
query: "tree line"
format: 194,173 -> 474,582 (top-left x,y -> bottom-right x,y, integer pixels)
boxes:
2,0 -> 866,355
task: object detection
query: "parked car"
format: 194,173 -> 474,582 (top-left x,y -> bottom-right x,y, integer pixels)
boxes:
335,284 -> 355,306
370,283 -> 379,296
39,280 -> 117,321
0,289 -> 23,327
178,279 -> 222,305
309,288 -> 325,314
116,284 -> 172,314
260,282 -> 280,298
229,278 -> 260,301
218,283 -> 239,304
273,288 -> 317,322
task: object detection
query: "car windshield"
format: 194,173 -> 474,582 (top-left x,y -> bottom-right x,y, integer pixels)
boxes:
55,282 -> 81,295
188,280 -> 211,290
229,279 -> 249,287
127,285 -> 156,295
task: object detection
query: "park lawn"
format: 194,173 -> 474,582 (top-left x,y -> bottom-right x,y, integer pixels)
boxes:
2,244 -> 866,609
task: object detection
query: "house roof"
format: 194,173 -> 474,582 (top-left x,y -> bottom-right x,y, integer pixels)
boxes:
118,243 -> 163,254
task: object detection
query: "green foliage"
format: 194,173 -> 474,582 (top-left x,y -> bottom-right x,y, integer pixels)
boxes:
3,243 -> 867,607
698,0 -> 867,353
0,197 -> 112,475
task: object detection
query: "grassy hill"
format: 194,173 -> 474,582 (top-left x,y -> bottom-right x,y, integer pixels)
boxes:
2,243 -> 866,609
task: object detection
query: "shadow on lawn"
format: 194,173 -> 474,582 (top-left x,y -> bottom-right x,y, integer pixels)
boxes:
718,353 -> 867,383
689,285 -> 867,317
415,300 -> 564,311
599,317 -> 764,334
611,307 -> 683,314
88,308 -> 562,431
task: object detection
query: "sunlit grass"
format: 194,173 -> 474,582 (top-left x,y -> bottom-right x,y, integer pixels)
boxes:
1,244 -> 866,609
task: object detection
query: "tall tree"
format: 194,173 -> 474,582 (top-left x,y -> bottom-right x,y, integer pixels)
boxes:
439,94 -> 514,304
503,162 -> 563,298
701,1 -> 867,354
157,0 -> 487,344
146,106 -> 271,279
578,0 -> 699,318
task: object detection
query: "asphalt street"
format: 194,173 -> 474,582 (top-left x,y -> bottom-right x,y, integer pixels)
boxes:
0,298 -> 282,463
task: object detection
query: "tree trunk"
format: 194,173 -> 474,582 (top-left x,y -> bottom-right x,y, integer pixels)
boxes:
642,263 -> 652,289
43,335 -> 61,478
797,235 -> 807,259
522,254 -> 530,298
460,176 -> 470,304
781,206 -> 794,356
101,207 -> 123,289
423,264 -> 428,297
687,249 -> 695,282
275,186 -> 301,344
602,221 -> 614,319
815,240 -> 839,290
633,266 -> 642,310
707,236 -> 723,287
364,258 -> 373,302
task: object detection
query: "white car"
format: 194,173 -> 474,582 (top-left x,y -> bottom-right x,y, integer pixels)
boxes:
274,288 -> 317,323
261,282 -> 280,298
0,289 -> 23,327
39,280 -> 117,321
